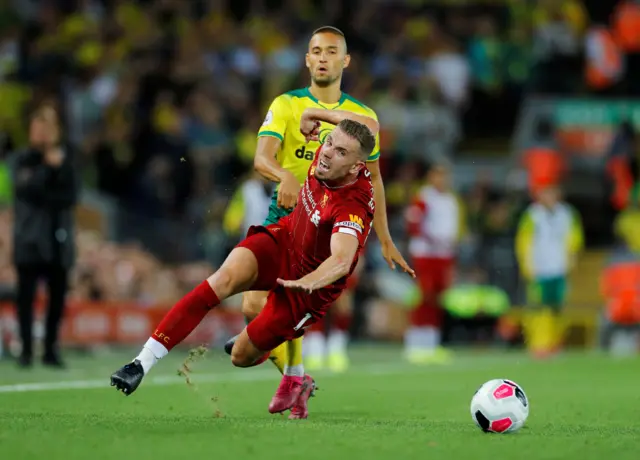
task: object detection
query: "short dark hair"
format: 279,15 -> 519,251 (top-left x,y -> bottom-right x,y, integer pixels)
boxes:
311,26 -> 348,52
337,119 -> 376,160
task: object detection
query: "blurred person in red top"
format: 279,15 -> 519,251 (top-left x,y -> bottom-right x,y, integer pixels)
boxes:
523,118 -> 565,198
404,164 -> 461,364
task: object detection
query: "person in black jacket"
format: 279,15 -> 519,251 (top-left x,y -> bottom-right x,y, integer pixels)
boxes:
11,104 -> 78,368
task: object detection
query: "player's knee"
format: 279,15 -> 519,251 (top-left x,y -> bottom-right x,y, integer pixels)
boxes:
207,268 -> 235,299
230,352 -> 249,367
230,344 -> 253,367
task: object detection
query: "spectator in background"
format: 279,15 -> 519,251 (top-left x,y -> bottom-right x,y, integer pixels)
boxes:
584,21 -> 624,95
607,120 -> 639,211
10,104 -> 78,368
531,0 -> 586,93
612,0 -> 640,94
522,117 -> 565,199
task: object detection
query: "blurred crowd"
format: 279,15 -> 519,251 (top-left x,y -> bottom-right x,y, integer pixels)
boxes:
0,0 -> 638,308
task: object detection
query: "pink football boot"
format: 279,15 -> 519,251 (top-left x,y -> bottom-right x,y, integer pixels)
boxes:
268,375 -> 303,414
288,374 -> 317,420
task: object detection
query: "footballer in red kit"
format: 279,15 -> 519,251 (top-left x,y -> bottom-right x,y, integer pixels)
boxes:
110,116 -> 377,419
240,144 -> 375,352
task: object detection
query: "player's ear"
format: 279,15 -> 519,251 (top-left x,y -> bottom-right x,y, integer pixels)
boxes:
305,53 -> 311,70
343,53 -> 351,69
350,160 -> 364,175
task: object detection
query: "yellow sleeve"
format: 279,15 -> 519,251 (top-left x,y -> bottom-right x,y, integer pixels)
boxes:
365,109 -> 381,162
515,209 -> 535,280
567,207 -> 585,254
257,94 -> 291,142
456,195 -> 467,241
222,188 -> 245,236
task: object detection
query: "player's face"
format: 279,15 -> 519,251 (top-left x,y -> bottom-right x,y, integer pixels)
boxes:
538,186 -> 560,207
429,166 -> 449,191
315,128 -> 364,182
29,107 -> 59,147
306,33 -> 350,87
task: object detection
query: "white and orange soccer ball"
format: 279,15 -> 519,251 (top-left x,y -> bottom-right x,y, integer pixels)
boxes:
470,379 -> 529,434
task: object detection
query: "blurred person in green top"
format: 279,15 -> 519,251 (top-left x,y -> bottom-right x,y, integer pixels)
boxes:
515,184 -> 584,358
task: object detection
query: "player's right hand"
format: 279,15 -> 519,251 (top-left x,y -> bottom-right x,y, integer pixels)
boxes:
278,171 -> 300,210
300,118 -> 320,143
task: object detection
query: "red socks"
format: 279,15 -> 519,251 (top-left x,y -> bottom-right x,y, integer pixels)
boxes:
152,281 -> 220,351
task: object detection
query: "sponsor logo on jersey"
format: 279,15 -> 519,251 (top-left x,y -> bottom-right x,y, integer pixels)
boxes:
311,210 -> 321,226
262,110 -> 273,126
295,145 -> 315,160
349,214 -> 364,228
334,220 -> 363,233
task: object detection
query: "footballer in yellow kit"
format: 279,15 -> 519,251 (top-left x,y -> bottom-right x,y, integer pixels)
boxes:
259,87 -> 381,225
224,26 -> 414,420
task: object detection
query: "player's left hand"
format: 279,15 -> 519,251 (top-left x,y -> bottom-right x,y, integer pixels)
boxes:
277,278 -> 316,294
380,239 -> 416,278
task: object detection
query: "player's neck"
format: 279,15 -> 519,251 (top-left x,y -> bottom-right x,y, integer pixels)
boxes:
323,172 -> 358,189
309,82 -> 342,104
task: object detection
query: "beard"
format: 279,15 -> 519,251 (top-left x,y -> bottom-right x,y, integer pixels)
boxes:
311,73 -> 339,88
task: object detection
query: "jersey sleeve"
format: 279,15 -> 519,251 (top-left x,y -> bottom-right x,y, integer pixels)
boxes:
331,191 -> 374,246
366,109 -> 381,162
257,95 -> 291,142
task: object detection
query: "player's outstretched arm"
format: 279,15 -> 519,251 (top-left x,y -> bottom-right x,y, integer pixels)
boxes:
277,232 -> 359,294
301,108 -> 379,139
368,160 -> 416,278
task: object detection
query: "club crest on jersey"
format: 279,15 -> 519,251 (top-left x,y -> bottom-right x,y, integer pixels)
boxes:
321,192 -> 329,208
310,165 -> 316,176
318,128 -> 331,144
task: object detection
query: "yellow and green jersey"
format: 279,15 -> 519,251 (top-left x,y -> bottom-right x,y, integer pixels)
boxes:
257,87 -> 380,224
515,202 -> 584,280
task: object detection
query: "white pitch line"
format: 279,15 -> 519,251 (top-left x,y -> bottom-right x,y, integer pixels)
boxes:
0,362 -> 411,394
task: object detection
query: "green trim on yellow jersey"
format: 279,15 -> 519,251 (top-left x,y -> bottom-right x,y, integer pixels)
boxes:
286,87 -> 348,109
367,150 -> 381,162
257,130 -> 284,141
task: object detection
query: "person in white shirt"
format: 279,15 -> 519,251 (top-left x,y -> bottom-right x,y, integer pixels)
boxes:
404,164 -> 463,363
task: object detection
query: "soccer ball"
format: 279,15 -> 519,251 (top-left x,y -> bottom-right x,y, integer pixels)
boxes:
470,379 -> 529,433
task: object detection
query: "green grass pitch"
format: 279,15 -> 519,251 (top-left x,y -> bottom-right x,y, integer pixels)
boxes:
0,346 -> 638,460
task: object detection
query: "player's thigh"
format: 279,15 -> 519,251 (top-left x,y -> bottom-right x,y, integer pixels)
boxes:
206,247 -> 260,299
241,290 -> 269,319
235,229 -> 283,291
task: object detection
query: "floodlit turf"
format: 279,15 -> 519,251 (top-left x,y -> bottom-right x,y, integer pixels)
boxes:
0,346 -> 638,460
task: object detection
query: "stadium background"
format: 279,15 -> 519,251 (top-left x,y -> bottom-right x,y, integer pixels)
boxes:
0,0 -> 639,357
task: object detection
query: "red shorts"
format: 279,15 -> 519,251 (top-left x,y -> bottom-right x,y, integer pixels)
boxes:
412,256 -> 454,296
236,225 -> 342,351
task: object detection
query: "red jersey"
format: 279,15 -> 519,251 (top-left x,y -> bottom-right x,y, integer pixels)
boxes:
279,148 -> 375,294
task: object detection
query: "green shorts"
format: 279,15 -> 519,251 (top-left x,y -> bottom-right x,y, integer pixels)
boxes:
527,276 -> 567,310
263,190 -> 293,225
